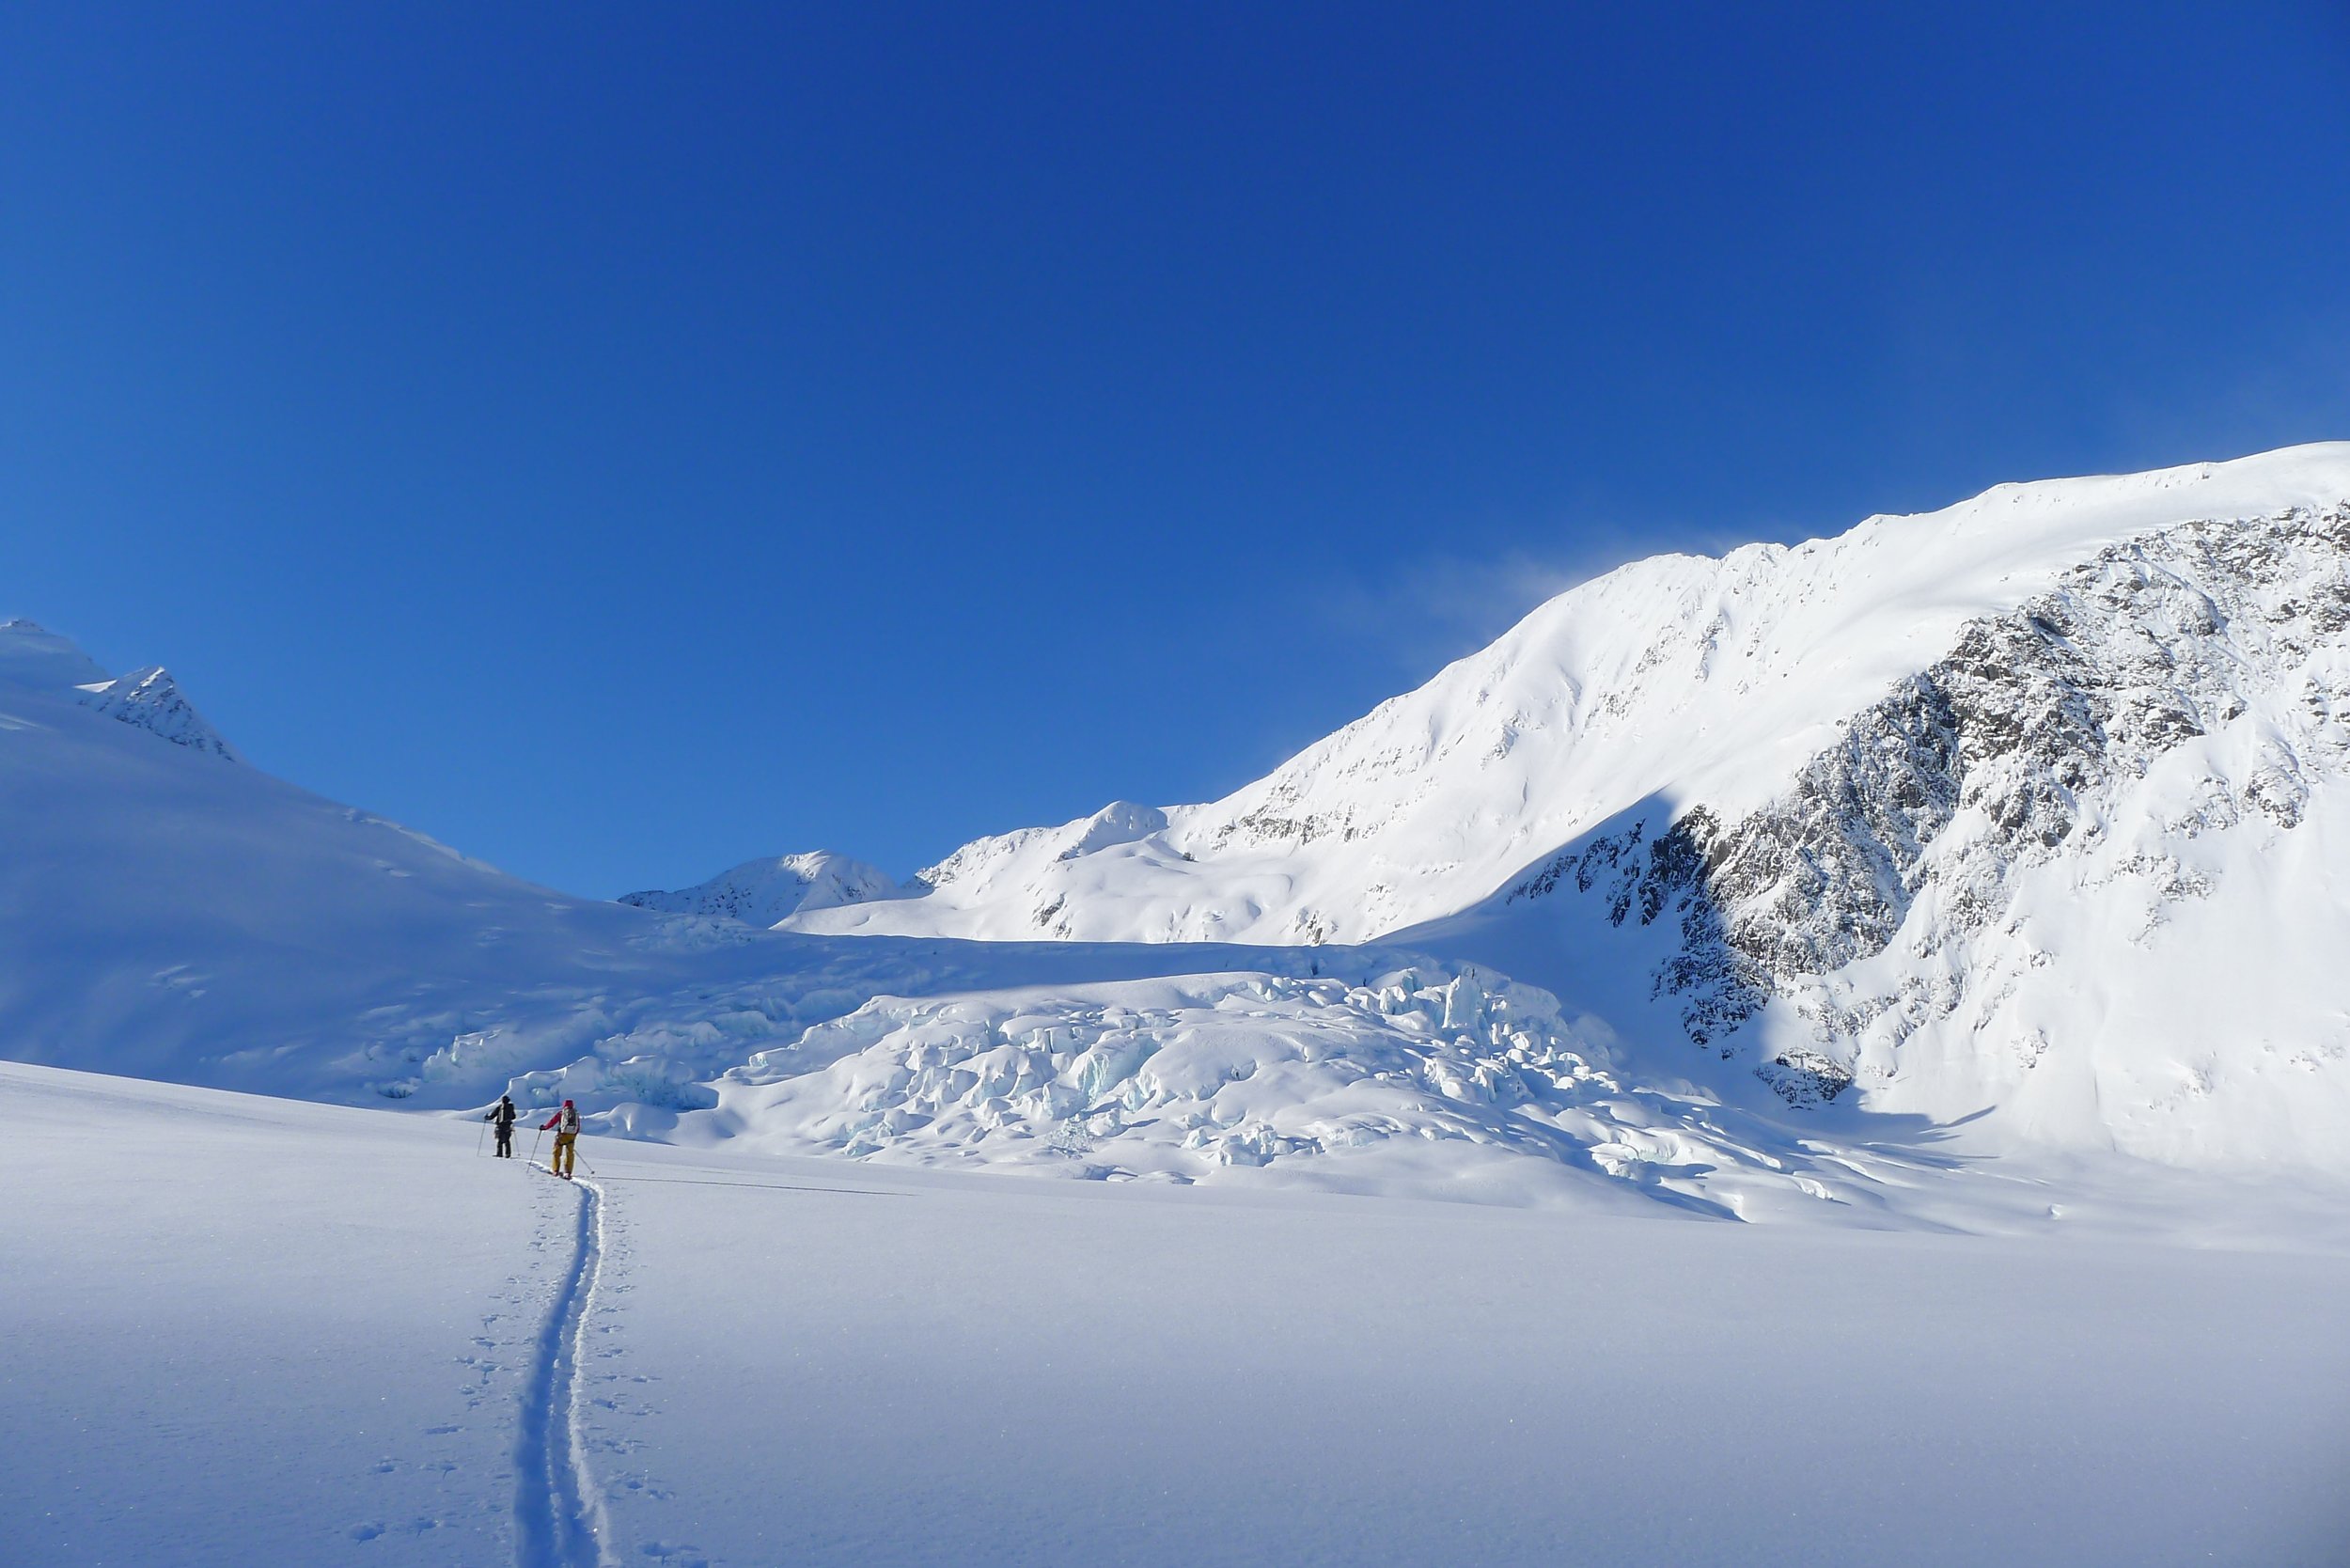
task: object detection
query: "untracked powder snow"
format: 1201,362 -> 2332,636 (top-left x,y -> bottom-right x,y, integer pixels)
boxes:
5,1063 -> 2348,1567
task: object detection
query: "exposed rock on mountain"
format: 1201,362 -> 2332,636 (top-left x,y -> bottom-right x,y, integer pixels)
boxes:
1432,498 -> 2350,1154
76,666 -> 242,761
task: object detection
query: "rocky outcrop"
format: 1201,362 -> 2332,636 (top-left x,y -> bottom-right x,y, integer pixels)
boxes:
75,666 -> 241,761
1510,504 -> 2350,1102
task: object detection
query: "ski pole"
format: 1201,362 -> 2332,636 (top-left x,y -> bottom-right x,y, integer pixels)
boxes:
530,1127 -> 545,1168
476,1118 -> 488,1157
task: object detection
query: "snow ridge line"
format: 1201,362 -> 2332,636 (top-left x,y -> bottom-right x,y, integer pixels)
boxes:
514,1170 -> 612,1568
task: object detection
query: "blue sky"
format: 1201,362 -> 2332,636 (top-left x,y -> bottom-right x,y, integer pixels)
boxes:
3,2 -> 2345,896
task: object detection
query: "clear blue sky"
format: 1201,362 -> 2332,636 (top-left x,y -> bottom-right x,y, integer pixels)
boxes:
3,2 -> 2345,897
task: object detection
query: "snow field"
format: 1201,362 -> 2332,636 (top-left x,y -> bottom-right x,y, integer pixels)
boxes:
9,1063 -> 2350,1567
588,1137 -> 2350,1568
0,1063 -> 579,1566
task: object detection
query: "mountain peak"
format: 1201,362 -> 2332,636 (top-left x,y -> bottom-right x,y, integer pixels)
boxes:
75,666 -> 242,761
619,850 -> 901,926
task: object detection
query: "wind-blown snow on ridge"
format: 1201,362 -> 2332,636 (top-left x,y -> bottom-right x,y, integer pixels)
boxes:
0,620 -> 241,759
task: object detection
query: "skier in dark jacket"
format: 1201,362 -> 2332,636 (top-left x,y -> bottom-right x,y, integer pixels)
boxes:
540,1100 -> 581,1179
483,1094 -> 519,1158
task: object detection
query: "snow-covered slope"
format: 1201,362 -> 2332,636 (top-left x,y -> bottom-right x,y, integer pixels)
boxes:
618,850 -> 899,926
17,1060 -> 2350,1568
0,623 -> 683,1097
0,617 -> 108,687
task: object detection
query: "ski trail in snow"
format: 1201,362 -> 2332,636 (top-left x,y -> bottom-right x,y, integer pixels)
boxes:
515,1170 -> 612,1568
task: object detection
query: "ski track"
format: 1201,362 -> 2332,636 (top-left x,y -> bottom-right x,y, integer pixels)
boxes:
515,1168 -> 612,1568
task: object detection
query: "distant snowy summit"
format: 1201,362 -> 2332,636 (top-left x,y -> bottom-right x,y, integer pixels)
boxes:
0,620 -> 239,760
618,850 -> 900,927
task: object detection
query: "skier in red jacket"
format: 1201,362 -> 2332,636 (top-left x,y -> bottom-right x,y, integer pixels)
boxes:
540,1100 -> 581,1178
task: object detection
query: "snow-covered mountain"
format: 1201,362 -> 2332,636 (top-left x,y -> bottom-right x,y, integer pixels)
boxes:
793,447 -> 2350,944
619,851 -> 900,926
779,445 -> 2350,1168
76,665 -> 242,760
1412,495 -> 2350,1166
0,619 -> 1863,1210
9,444 -> 2350,1198
0,621 -> 1401,1116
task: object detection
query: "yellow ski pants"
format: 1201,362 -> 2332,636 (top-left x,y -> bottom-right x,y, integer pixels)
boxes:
552,1131 -> 577,1176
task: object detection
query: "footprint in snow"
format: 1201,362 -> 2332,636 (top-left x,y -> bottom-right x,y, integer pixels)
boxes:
347,1522 -> 384,1543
